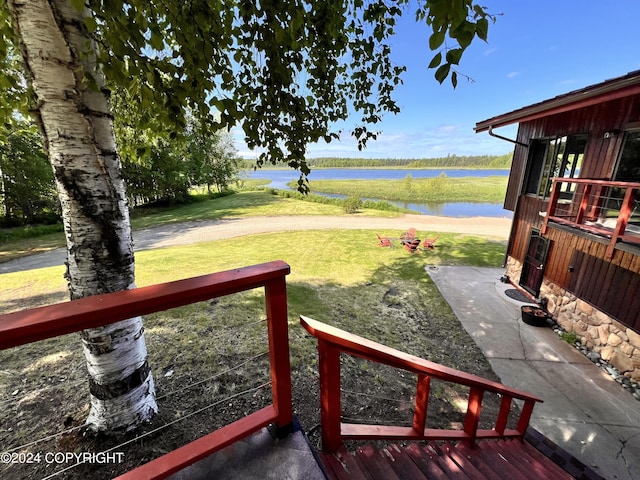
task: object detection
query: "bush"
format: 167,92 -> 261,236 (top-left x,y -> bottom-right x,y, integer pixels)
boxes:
343,196 -> 363,214
560,331 -> 579,345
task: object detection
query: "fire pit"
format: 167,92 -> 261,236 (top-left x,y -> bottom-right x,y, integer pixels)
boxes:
521,305 -> 549,327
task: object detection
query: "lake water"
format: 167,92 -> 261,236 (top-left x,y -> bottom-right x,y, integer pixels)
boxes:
246,168 -> 512,218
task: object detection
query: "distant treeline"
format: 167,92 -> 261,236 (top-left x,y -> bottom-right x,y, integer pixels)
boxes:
241,153 -> 512,169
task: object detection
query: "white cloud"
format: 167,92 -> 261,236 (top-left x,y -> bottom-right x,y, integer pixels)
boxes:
507,71 -> 520,78
233,118 -> 513,161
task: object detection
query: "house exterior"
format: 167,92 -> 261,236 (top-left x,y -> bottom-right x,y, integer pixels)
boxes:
476,71 -> 640,381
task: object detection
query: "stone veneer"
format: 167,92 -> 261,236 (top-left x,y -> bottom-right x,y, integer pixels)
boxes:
505,257 -> 640,382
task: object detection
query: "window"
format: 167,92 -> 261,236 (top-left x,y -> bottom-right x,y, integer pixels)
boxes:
523,140 -> 546,195
607,129 -> 640,232
524,134 -> 588,198
614,129 -> 640,182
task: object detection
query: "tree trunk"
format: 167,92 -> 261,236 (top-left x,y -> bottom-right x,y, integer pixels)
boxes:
7,0 -> 157,431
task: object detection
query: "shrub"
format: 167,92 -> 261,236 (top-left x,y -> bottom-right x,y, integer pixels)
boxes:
343,196 -> 363,214
560,331 -> 578,345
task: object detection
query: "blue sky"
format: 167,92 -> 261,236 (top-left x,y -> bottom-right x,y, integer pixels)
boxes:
235,1 -> 640,159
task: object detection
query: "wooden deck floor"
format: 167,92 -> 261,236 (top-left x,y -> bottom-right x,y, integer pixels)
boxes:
319,439 -> 579,480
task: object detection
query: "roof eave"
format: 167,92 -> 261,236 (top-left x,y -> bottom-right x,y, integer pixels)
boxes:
475,71 -> 640,133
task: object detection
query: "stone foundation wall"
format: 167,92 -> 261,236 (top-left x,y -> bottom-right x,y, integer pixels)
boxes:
505,257 -> 640,381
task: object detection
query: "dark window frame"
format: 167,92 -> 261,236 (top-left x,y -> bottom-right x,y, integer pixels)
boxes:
523,134 -> 588,199
614,128 -> 640,182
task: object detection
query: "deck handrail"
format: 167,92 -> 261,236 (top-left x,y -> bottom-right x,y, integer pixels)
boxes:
542,178 -> 640,258
0,261 -> 293,480
300,315 -> 543,453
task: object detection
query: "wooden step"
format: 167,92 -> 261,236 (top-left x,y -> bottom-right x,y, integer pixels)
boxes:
319,439 -> 579,480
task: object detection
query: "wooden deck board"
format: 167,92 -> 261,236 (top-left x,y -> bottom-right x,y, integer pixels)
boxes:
474,440 -> 536,480
452,442 -> 507,480
509,440 -> 576,480
319,439 -> 579,480
354,445 -> 403,480
383,444 -> 431,480
438,442 -> 488,480
405,443 -> 451,480
319,446 -> 370,480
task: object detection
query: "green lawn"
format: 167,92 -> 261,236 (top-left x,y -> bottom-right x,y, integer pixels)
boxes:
0,229 -> 506,312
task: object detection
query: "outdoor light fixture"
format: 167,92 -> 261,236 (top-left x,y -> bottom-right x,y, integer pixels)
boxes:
603,129 -> 620,139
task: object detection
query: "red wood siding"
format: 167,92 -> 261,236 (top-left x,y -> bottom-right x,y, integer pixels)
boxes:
507,94 -> 640,331
507,196 -> 547,262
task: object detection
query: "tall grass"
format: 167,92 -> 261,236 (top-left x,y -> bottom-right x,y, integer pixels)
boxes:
306,174 -> 508,203
268,188 -> 409,213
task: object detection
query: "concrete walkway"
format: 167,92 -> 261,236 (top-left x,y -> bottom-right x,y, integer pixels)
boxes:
427,266 -> 640,480
168,426 -> 326,480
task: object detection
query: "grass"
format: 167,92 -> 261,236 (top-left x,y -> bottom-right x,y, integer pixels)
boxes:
0,174 -> 504,263
306,175 -> 508,203
560,331 -> 579,345
0,230 -> 506,311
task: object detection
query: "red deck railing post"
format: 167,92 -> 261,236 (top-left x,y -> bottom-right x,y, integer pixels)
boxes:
516,400 -> 537,435
542,179 -> 560,235
544,179 -> 640,253
412,374 -> 430,434
265,276 -> 293,431
463,386 -> 484,445
587,183 -> 606,220
300,316 -> 543,451
607,186 -> 637,258
494,394 -> 513,435
1,261 -> 295,479
318,339 -> 342,452
575,183 -> 592,225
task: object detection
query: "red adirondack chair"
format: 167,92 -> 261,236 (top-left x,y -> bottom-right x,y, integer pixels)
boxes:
404,237 -> 421,253
376,233 -> 392,247
422,235 -> 440,250
399,228 -> 416,245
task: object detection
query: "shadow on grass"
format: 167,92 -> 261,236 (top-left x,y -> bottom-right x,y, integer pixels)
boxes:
0,291 -> 67,314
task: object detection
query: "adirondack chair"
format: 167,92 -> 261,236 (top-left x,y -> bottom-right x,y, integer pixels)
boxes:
422,235 -> 440,250
404,237 -> 421,253
376,233 -> 392,247
399,228 -> 416,245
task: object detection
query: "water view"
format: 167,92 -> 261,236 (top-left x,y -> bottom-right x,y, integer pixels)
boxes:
247,168 -> 512,218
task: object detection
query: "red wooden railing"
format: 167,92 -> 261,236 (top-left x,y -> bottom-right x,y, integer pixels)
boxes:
0,261 -> 293,480
542,178 -> 640,258
300,315 -> 543,453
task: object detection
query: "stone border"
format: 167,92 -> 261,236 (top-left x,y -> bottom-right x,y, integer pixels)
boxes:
549,319 -> 640,401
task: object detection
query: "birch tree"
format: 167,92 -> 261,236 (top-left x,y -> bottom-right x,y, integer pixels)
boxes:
1,0 -> 493,433
4,1 -> 157,432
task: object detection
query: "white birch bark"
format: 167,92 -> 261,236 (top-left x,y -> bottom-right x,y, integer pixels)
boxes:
7,0 -> 157,431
